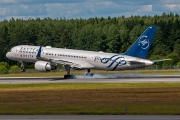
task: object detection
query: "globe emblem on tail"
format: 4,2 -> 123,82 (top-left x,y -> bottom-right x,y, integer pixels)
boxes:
138,35 -> 149,49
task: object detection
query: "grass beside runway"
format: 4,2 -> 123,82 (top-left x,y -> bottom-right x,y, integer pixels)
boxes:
0,83 -> 180,115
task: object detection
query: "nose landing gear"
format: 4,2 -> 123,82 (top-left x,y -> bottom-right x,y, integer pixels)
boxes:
20,61 -> 26,72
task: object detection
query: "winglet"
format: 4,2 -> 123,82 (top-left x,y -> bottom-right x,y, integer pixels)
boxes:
36,46 -> 42,57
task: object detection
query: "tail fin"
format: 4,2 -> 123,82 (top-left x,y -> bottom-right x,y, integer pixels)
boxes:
124,26 -> 157,59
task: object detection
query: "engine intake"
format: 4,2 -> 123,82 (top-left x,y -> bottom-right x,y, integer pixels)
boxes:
35,61 -> 56,72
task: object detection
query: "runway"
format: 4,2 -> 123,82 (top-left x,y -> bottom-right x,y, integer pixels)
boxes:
0,75 -> 180,84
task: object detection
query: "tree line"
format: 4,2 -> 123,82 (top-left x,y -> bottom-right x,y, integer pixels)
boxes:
0,12 -> 180,68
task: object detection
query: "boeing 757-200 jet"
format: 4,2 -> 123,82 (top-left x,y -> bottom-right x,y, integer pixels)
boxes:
6,26 -> 170,79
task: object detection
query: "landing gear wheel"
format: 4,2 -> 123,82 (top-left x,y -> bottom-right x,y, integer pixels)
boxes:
85,73 -> 94,77
64,65 -> 75,79
64,75 -> 74,79
21,68 -> 26,72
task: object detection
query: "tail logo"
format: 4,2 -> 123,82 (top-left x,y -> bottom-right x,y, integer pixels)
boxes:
138,35 -> 149,49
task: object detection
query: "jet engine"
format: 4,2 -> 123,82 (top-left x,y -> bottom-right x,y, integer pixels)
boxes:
34,61 -> 56,72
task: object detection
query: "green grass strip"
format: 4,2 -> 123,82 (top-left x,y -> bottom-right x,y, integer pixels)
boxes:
0,83 -> 180,115
0,83 -> 180,89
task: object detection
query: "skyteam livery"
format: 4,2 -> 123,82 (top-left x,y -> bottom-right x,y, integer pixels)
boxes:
6,26 -> 170,79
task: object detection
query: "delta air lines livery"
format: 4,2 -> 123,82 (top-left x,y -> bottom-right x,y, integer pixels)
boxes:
6,26 -> 170,79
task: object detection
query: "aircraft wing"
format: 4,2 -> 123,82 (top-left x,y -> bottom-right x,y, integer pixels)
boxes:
36,46 -> 94,69
36,56 -> 82,68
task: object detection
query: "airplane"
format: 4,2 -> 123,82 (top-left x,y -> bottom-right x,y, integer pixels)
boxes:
6,26 -> 171,79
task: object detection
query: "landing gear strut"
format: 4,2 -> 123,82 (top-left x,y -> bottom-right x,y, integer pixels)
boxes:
64,65 -> 74,79
20,61 -> 26,72
85,69 -> 94,77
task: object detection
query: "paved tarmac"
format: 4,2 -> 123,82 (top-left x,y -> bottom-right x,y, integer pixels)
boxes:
0,115 -> 180,120
0,75 -> 180,84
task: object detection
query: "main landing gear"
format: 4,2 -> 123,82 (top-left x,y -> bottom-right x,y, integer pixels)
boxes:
20,61 -> 26,72
64,65 -> 74,79
85,69 -> 94,77
63,66 -> 94,79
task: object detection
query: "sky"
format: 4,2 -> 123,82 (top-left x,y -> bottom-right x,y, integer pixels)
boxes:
0,0 -> 180,20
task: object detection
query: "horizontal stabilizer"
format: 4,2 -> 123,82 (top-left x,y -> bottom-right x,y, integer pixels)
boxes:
152,59 -> 172,63
128,59 -> 153,66
128,61 -> 146,64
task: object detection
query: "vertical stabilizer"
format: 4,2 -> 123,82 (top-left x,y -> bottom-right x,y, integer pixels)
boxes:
124,26 -> 157,59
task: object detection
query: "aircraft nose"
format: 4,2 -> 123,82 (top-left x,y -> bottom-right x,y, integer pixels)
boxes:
6,52 -> 11,59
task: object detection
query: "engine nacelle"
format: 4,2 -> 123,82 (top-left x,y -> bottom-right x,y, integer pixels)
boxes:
34,61 -> 56,72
